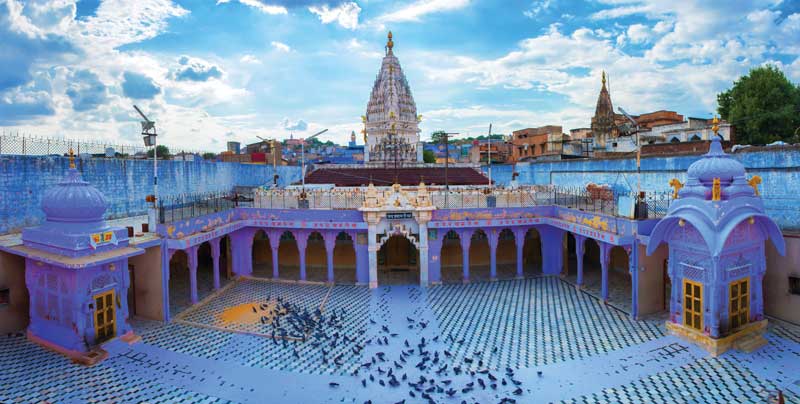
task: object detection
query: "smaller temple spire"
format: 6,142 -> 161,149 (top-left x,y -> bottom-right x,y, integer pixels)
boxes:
601,70 -> 606,89
69,148 -> 76,169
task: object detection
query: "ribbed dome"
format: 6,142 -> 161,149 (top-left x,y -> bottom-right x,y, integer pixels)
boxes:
685,137 -> 745,185
42,167 -> 108,223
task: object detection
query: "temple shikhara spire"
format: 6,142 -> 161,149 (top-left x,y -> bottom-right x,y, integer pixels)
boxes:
591,70 -> 618,148
364,31 -> 422,164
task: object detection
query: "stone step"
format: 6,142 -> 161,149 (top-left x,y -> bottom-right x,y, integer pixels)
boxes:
734,332 -> 767,353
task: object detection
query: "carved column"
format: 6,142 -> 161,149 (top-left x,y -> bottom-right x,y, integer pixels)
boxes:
428,236 -> 442,284
187,245 -> 199,304
210,238 -> 221,290
629,243 -> 639,320
459,230 -> 471,282
296,231 -> 308,282
488,229 -> 499,280
708,255 -> 721,338
418,221 -> 429,286
354,233 -> 370,285
514,228 -> 525,278
600,242 -> 611,303
575,235 -> 586,287
324,231 -> 337,283
269,231 -> 281,279
367,223 -> 378,288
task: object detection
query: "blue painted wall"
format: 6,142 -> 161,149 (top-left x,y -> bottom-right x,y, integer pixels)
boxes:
485,149 -> 800,230
0,155 -> 302,234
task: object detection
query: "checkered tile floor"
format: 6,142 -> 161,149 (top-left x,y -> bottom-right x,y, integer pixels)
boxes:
1,276 -> 798,403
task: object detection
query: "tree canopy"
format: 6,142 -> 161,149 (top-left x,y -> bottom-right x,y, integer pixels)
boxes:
717,65 -> 800,145
146,145 -> 170,158
422,149 -> 436,163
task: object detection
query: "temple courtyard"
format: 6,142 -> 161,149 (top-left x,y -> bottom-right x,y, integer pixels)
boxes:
2,275 -> 798,404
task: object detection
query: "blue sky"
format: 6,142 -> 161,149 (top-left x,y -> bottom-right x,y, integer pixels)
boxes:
0,0 -> 798,151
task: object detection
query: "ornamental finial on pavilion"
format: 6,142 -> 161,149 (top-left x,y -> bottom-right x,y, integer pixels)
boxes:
601,70 -> 606,88
387,31 -> 393,53
69,148 -> 76,169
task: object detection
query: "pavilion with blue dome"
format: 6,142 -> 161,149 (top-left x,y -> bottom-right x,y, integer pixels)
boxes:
647,130 -> 785,354
12,151 -> 143,364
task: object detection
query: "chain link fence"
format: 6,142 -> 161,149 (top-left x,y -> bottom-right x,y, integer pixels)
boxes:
0,132 -> 210,158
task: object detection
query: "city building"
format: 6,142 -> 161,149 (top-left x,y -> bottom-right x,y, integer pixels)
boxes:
511,126 -> 565,161
226,141 -> 241,154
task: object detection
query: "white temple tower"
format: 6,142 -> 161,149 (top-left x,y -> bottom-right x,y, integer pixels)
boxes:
364,32 -> 422,164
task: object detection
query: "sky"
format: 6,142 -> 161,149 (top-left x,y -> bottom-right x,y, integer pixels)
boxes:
0,0 -> 798,151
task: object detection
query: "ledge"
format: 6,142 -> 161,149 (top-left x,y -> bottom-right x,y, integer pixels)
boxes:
666,319 -> 767,356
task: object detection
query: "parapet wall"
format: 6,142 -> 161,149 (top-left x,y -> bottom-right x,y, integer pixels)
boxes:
483,148 -> 800,230
0,155 -> 302,234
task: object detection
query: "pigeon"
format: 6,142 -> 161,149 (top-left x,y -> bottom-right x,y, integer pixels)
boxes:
361,379 -> 367,387
329,382 -> 339,388
513,387 -> 523,395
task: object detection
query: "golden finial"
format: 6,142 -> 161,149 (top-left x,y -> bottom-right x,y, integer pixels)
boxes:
748,175 -> 762,196
668,178 -> 683,199
601,70 -> 606,88
712,178 -> 721,201
68,148 -> 76,169
387,31 -> 394,51
711,115 -> 720,137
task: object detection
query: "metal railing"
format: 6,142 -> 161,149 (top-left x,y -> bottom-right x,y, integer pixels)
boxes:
155,186 -> 675,224
0,132 -> 210,158
158,191 -> 245,224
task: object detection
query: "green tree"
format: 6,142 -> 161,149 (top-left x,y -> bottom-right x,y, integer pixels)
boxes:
430,130 -> 448,144
423,149 -> 436,163
146,145 -> 170,159
202,152 -> 216,160
717,65 -> 800,145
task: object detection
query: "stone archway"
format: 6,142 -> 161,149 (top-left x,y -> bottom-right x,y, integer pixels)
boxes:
608,245 -> 632,312
333,232 -> 357,284
496,229 -> 516,279
277,231 -> 300,281
305,231 -> 327,282
440,230 -> 463,283
522,228 -> 543,277
377,234 -> 420,285
251,230 -> 272,278
469,229 -> 491,282
168,249 -> 190,317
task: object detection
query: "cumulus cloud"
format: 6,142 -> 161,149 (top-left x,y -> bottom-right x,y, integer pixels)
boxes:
282,117 -> 308,131
0,71 -> 56,124
375,0 -> 470,23
271,41 -> 291,52
308,2 -> 360,30
66,69 -> 108,111
239,54 -> 262,64
77,0 -> 188,50
216,0 -> 288,15
523,0 -> 553,19
122,72 -> 161,99
171,56 -> 224,81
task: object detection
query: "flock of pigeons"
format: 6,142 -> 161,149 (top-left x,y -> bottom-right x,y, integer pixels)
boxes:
253,292 -> 531,403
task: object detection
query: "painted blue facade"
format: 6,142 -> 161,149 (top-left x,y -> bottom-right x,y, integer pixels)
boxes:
0,156 -> 302,234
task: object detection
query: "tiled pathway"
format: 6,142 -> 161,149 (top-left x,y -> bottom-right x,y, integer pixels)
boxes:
1,277 -> 799,403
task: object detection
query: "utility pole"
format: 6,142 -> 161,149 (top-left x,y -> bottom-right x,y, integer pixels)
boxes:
301,129 -> 329,190
439,132 -> 459,207
487,124 -> 493,191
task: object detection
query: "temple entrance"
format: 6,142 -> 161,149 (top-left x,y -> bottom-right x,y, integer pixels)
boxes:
378,235 -> 419,285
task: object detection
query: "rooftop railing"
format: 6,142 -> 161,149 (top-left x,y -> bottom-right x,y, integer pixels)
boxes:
157,185 -> 674,224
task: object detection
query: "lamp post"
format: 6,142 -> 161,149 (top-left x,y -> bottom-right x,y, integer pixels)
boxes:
257,136 -> 279,186
134,105 -> 157,230
301,129 -> 328,189
438,131 -> 459,208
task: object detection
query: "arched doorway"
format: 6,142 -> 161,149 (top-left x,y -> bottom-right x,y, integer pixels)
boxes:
522,228 -> 542,277
378,235 -> 419,285
305,232 -> 327,282
251,230 -> 272,278
564,233 -> 577,277
469,229 -> 490,282
582,238 -> 602,293
496,229 -> 516,279
609,245 -> 631,312
196,241 -> 215,298
333,232 -> 357,284
278,231 -> 300,281
168,249 -> 190,317
440,230 -> 462,283
220,235 -> 232,280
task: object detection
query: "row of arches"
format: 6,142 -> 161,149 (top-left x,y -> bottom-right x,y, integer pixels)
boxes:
250,230 -> 358,283
438,228 -> 543,283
